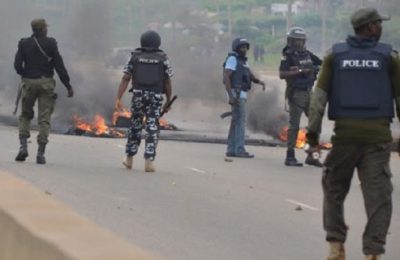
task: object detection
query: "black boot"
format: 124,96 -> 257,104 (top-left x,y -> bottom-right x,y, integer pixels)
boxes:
305,154 -> 323,167
36,143 -> 46,164
15,137 -> 28,162
284,149 -> 303,167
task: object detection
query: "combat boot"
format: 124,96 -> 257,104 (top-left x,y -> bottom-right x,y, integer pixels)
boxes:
122,156 -> 133,169
145,159 -> 155,172
365,255 -> 381,260
284,149 -> 303,167
15,137 -> 28,162
36,143 -> 46,164
305,154 -> 323,167
327,242 -> 345,260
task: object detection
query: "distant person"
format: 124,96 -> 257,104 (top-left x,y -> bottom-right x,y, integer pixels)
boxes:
259,45 -> 265,63
115,30 -> 172,172
279,27 -> 322,167
223,37 -> 265,158
253,44 -> 260,63
14,18 -> 74,164
306,8 -> 399,260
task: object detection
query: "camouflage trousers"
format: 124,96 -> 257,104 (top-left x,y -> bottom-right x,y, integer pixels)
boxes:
19,77 -> 56,144
323,143 -> 393,255
126,90 -> 163,161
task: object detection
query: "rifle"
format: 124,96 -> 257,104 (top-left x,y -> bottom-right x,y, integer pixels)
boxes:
160,95 -> 177,117
13,83 -> 22,115
220,111 -> 232,119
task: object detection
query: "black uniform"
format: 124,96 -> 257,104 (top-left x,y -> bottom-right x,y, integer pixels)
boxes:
14,35 -> 71,90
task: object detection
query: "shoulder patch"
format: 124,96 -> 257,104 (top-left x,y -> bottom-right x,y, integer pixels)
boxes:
281,55 -> 287,61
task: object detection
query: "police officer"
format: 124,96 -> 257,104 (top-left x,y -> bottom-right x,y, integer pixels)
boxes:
14,18 -> 74,164
279,27 -> 322,167
115,30 -> 172,172
223,37 -> 265,158
306,8 -> 400,260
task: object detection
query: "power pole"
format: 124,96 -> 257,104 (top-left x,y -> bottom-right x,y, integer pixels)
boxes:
287,0 -> 293,31
228,0 -> 232,40
321,0 -> 327,53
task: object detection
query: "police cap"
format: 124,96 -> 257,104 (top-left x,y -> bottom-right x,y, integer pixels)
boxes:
351,8 -> 390,29
31,18 -> 48,30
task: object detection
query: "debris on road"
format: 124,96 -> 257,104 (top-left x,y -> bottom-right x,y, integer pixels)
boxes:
295,205 -> 303,211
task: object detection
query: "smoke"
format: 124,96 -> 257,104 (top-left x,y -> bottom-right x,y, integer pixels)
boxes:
51,0 -> 115,130
0,0 -> 288,139
247,79 -> 288,139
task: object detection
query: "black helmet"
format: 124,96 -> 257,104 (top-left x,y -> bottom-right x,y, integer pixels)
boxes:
286,27 -> 307,51
231,37 -> 250,52
286,27 -> 307,40
140,30 -> 161,49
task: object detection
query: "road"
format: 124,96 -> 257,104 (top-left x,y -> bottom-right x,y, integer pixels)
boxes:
0,125 -> 399,260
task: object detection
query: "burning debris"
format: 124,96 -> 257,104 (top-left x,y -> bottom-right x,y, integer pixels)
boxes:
279,127 -> 307,149
278,127 -> 332,149
112,106 -> 179,130
66,114 -> 125,138
67,108 -> 179,138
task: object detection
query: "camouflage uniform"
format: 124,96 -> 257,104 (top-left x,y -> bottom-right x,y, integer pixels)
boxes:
126,90 -> 163,160
121,31 -> 173,163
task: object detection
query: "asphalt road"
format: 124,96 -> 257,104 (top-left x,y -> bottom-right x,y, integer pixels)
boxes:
0,125 -> 399,260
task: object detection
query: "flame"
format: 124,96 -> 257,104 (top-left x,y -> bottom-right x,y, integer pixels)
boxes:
159,118 -> 168,127
279,126 -> 332,149
112,105 -> 174,129
320,142 -> 333,150
112,108 -> 131,126
278,127 -> 307,149
72,114 -> 125,137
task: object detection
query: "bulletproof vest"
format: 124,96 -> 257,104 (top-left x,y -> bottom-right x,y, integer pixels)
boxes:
130,50 -> 165,93
328,42 -> 394,120
285,50 -> 316,90
223,52 -> 251,92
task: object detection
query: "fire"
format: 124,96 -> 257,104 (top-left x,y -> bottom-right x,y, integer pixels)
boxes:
278,127 -> 308,149
112,108 -> 131,126
112,105 -> 177,130
72,114 -> 125,137
279,126 -> 332,149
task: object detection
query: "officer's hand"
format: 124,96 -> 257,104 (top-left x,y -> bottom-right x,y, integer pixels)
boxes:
228,96 -> 238,106
260,81 -> 266,91
67,88 -> 74,98
115,99 -> 123,111
301,68 -> 314,76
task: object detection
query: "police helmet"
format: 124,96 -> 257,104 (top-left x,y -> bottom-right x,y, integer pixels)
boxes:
140,30 -> 161,49
231,37 -> 250,52
286,27 -> 307,40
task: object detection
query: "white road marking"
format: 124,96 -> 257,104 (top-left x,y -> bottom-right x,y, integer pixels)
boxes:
116,145 -> 124,148
185,167 -> 207,174
286,199 -> 319,211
